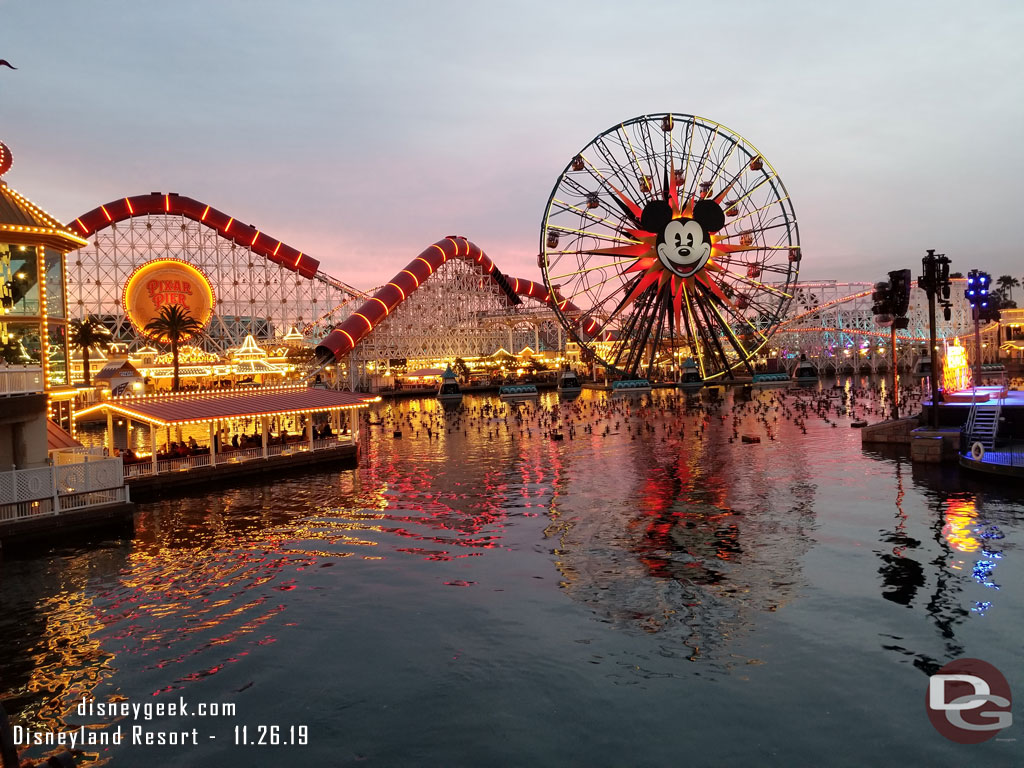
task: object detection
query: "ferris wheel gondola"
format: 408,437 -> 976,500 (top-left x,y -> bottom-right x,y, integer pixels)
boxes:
539,113 -> 801,380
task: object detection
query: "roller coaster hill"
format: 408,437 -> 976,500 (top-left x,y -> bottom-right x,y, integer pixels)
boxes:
64,196 -> 1015,392
65,194 -> 576,389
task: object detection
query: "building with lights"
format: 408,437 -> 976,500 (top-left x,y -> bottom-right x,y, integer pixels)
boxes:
0,140 -> 131,538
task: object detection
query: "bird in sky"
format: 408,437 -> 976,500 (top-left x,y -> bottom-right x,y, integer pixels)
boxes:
0,60 -> 17,70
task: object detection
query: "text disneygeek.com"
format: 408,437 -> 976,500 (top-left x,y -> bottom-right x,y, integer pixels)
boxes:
12,696 -> 310,749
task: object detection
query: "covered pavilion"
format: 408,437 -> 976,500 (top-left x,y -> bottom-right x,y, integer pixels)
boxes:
74,386 -> 378,476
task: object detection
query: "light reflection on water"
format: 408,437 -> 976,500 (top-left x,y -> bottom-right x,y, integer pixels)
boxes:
2,380 -> 1022,765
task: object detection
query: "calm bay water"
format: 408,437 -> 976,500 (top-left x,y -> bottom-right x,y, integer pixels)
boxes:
1,381 -> 1021,766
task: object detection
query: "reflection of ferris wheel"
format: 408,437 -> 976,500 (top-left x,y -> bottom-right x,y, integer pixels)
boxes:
540,113 -> 801,380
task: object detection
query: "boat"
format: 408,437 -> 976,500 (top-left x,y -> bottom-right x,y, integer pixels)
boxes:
436,364 -> 463,402
752,371 -> 790,386
499,383 -> 539,401
791,355 -> 818,383
611,378 -> 652,394
912,355 -> 931,377
557,368 -> 583,396
677,358 -> 704,392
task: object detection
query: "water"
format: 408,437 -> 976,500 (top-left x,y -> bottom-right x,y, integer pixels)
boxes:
2,381 -> 1021,766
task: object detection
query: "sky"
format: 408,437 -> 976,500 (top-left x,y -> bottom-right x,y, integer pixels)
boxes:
1,0 -> 1023,291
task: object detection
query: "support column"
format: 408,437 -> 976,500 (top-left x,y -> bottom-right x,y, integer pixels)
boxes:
106,410 -> 114,454
534,323 -> 540,351
150,423 -> 158,473
306,414 -> 314,451
353,409 -> 360,444
209,421 -> 217,467
126,417 -> 132,453
261,416 -> 269,459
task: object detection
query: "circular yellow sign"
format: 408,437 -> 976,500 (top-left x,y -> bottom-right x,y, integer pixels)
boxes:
122,259 -> 215,340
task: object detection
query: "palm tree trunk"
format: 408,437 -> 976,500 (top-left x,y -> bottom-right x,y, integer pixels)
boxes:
172,339 -> 180,391
82,347 -> 90,386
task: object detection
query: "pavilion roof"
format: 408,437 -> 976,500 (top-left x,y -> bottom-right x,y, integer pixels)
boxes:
75,387 -> 379,427
0,181 -> 88,251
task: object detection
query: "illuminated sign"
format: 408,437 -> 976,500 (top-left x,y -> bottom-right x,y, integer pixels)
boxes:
122,259 -> 214,340
942,340 -> 971,394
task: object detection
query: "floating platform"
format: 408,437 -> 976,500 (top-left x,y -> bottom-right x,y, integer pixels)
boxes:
959,442 -> 1024,477
126,442 -> 359,501
610,379 -> 652,394
752,372 -> 791,386
499,384 -> 539,400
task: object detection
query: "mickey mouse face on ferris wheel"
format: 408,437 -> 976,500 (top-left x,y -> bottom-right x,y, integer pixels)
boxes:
641,199 -> 725,279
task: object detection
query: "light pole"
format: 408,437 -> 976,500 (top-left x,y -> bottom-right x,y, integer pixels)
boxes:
917,250 -> 952,429
965,269 -> 997,388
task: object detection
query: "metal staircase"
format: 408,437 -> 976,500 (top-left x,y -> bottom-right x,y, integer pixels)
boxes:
965,403 -> 1001,449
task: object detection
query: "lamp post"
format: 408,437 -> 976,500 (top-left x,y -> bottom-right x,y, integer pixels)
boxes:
917,250 -> 952,429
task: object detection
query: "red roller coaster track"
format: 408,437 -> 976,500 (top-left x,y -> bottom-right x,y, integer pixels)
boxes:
68,197 -> 579,357
68,192 -> 322,279
316,236 -> 579,361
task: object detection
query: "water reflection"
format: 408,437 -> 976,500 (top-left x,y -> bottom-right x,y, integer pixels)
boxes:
865,439 -> 1020,676
1,380 -> 1022,764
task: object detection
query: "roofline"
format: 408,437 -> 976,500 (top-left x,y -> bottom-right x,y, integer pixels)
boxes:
74,396 -> 379,427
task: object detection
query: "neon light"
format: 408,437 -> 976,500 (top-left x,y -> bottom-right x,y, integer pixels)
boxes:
353,312 -> 373,331
370,297 -> 390,316
430,244 -> 447,262
75,218 -> 87,234
339,329 -> 356,349
942,340 -> 971,393
294,251 -> 303,267
201,205 -> 210,221
101,205 -> 112,221
251,231 -> 260,246
272,241 -> 281,256
125,198 -> 134,214
415,257 -> 435,275
164,194 -> 170,212
401,269 -> 420,288
387,282 -> 406,300
526,282 -> 533,296
513,278 -> 520,292
224,217 -> 233,233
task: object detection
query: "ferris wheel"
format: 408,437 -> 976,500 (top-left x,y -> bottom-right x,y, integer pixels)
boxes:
539,113 -> 801,380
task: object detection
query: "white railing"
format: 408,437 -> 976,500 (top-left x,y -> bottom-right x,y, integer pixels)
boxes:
0,457 -> 129,525
123,437 -> 355,478
52,447 -> 107,465
156,453 -> 212,474
0,366 -> 44,396
123,461 -> 156,478
219,446 -> 263,463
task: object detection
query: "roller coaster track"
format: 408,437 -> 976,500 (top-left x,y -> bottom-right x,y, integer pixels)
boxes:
315,236 -> 578,361
68,192 -> 366,300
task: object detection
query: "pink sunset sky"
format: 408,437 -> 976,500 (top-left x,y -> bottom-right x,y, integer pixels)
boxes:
2,0 -> 1022,290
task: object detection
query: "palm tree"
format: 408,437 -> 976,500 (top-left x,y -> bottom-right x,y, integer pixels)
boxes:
997,275 -> 1019,303
143,305 -> 204,390
68,316 -> 112,386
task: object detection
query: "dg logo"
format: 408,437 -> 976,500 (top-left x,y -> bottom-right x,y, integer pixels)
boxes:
927,658 -> 1012,743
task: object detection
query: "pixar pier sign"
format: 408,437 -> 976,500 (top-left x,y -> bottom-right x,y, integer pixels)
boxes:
122,259 -> 215,339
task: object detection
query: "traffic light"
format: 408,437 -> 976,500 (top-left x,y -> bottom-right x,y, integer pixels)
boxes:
888,269 -> 912,317
965,269 -> 991,308
872,280 -> 893,326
